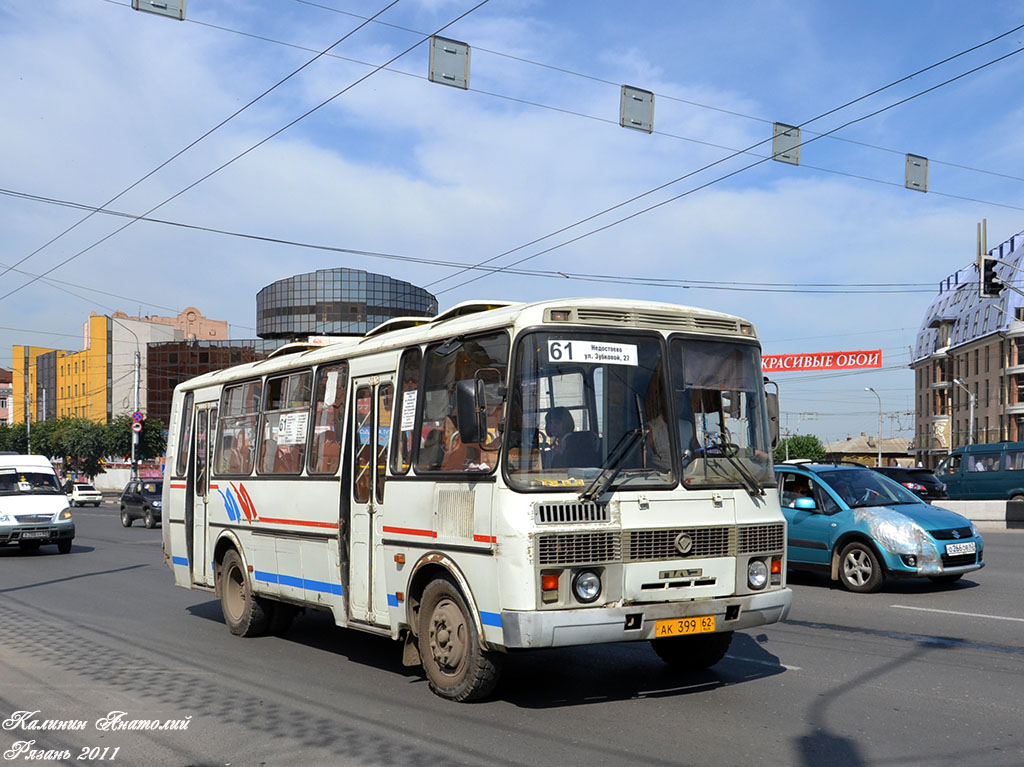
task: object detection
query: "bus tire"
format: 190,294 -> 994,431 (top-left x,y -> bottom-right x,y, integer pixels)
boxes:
219,549 -> 270,637
651,631 -> 732,671
268,602 -> 300,637
418,578 -> 501,702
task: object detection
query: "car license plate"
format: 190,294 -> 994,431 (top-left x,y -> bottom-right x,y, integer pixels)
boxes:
20,531 -> 49,540
654,615 -> 716,637
945,541 -> 976,556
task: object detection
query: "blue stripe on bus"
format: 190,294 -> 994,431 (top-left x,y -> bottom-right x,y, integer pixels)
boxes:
480,611 -> 502,627
387,593 -> 399,607
255,570 -> 343,596
172,556 -> 188,566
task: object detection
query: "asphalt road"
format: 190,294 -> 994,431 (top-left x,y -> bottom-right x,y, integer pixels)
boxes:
1,504 -> 1022,767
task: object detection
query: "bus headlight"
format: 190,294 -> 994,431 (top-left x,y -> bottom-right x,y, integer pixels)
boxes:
747,559 -> 768,590
572,570 -> 602,603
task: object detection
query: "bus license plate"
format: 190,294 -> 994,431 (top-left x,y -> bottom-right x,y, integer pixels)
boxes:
654,615 -> 716,637
945,541 -> 976,556
20,531 -> 49,540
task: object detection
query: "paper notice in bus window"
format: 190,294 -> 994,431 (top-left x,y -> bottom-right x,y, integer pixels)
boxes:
277,411 -> 309,445
547,340 -> 637,366
324,370 -> 339,405
400,389 -> 417,431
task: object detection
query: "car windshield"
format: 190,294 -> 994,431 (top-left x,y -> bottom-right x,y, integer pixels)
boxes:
816,468 -> 921,508
504,330 -> 675,492
141,481 -> 162,496
0,469 -> 62,495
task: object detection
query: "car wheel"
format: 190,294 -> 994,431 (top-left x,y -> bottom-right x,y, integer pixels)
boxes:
928,574 -> 963,585
651,631 -> 733,671
838,541 -> 884,593
218,549 -> 271,637
121,508 -> 132,527
57,538 -> 73,554
144,510 -> 156,529
93,502 -> 101,507
418,577 -> 501,702
1010,494 -> 1024,502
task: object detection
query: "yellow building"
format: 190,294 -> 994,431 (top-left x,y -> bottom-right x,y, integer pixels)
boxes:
12,308 -> 224,425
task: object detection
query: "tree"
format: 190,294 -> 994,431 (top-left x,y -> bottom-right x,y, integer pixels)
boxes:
62,419 -> 107,479
105,415 -> 167,464
25,417 -> 70,459
774,434 -> 826,463
0,422 -> 28,453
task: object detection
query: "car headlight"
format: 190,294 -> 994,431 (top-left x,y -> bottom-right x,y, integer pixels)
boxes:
572,570 -> 602,603
152,500 -> 162,509
57,508 -> 73,521
748,559 -> 769,590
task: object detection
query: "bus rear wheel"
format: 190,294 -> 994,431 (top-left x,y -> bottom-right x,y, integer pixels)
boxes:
651,631 -> 733,671
418,578 -> 501,702
219,549 -> 270,637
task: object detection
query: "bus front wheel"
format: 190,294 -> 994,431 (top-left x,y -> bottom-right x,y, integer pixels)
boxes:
651,631 -> 733,671
219,549 -> 270,637
418,578 -> 501,702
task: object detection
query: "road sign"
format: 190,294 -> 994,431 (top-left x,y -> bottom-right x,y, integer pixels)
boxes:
132,411 -> 143,423
132,421 -> 143,434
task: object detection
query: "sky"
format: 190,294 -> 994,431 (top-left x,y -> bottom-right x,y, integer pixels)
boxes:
2,0 -> 1024,444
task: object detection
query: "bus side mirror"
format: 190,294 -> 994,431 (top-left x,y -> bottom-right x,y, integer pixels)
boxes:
455,380 -> 484,445
766,392 -> 780,448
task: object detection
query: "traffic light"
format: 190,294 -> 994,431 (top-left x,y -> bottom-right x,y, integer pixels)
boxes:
979,253 -> 1002,298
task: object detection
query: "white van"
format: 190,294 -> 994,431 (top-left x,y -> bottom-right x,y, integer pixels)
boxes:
0,455 -> 75,554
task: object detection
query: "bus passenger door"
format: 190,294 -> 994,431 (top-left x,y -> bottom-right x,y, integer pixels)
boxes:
348,377 -> 392,627
190,404 -> 216,587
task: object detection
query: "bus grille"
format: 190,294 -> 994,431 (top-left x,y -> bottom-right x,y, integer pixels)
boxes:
572,308 -> 741,334
534,501 -> 608,524
738,523 -> 785,553
626,527 -> 733,561
537,532 -> 621,565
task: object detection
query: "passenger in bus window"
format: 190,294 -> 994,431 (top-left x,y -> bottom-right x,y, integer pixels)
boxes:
544,407 -> 575,468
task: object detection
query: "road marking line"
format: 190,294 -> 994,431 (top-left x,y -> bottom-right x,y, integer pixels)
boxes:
725,654 -> 801,671
892,605 -> 1024,623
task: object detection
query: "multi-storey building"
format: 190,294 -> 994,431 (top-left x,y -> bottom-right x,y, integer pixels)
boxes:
912,229 -> 1024,468
0,368 -> 12,425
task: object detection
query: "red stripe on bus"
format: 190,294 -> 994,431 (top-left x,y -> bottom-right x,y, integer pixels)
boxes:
260,517 -> 339,530
382,526 -> 437,538
473,535 -> 497,543
170,483 -> 186,489
208,484 -> 219,490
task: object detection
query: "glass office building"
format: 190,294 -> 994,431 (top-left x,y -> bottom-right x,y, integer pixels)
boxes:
256,268 -> 437,339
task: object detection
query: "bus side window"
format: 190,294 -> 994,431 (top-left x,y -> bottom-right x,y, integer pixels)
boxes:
215,381 -> 261,476
259,372 -> 312,475
309,363 -> 349,475
391,349 -> 421,475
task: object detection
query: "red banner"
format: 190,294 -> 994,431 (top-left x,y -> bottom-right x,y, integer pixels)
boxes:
762,350 -> 882,372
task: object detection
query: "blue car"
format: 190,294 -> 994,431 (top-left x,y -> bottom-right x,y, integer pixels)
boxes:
775,462 -> 984,593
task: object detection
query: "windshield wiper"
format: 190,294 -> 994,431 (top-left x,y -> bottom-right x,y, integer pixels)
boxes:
579,428 -> 643,502
711,435 -> 765,497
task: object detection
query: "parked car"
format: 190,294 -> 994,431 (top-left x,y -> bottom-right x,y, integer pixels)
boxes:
934,442 -> 1024,500
65,481 -> 102,507
871,466 -> 948,501
775,462 -> 983,593
119,480 -> 163,528
1,454 -> 75,554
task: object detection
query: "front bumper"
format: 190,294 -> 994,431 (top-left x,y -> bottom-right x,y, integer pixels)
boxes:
0,522 -> 76,545
499,587 -> 793,649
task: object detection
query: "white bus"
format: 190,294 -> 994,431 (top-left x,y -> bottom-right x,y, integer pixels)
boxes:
162,298 -> 792,701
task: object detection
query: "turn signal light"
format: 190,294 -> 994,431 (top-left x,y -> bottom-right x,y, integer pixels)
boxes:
770,557 -> 782,575
541,573 -> 560,591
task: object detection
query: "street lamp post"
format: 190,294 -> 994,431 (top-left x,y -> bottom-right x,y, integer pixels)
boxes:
953,378 -> 976,445
865,387 -> 882,467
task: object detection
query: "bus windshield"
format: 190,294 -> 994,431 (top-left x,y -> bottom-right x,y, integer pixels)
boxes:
504,331 -> 675,492
669,337 -> 773,489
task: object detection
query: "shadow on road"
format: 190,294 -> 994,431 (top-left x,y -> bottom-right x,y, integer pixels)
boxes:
187,600 -> 787,707
786,568 -> 981,594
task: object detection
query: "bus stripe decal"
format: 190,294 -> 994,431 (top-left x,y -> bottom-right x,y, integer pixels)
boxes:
170,483 -> 186,489
255,570 -> 343,595
209,484 -> 219,490
381,525 -> 437,538
259,517 -> 340,530
480,611 -> 502,627
387,593 -> 399,607
473,535 -> 497,543
172,556 -> 188,566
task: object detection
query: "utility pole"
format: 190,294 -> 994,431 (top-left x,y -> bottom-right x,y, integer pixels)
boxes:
131,350 -> 140,480
865,388 -> 882,467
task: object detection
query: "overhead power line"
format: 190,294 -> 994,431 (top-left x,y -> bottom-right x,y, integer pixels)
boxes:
2,0 -> 406,286
433,35 -> 1024,296
0,0 -> 492,304
0,186 -> 943,294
